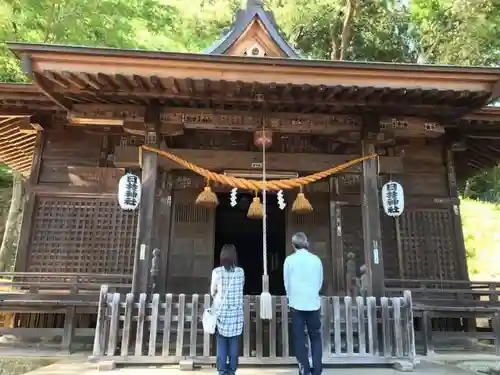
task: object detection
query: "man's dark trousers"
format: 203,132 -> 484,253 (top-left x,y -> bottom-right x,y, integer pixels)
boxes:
291,308 -> 322,375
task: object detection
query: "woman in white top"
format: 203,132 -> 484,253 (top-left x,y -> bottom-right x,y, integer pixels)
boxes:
210,244 -> 245,375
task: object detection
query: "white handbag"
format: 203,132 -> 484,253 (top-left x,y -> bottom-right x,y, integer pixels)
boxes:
202,269 -> 237,334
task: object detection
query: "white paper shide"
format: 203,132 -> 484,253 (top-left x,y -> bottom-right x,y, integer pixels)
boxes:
118,173 -> 141,210
381,181 -> 404,217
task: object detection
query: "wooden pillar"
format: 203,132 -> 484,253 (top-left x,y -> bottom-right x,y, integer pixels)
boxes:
156,171 -> 174,294
61,306 -> 76,353
132,131 -> 159,295
445,149 -> 469,280
328,176 -> 345,295
361,118 -> 384,297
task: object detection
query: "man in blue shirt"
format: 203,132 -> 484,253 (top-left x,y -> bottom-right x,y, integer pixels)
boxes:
283,232 -> 323,375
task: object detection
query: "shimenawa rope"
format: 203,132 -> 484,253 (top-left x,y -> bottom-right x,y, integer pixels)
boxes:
141,145 -> 377,191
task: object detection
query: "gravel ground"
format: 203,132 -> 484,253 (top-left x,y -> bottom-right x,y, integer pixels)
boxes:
0,358 -> 54,375
457,361 -> 500,375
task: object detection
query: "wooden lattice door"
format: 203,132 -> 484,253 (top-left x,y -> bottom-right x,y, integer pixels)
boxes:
286,192 -> 333,295
399,208 -> 458,280
166,189 -> 215,294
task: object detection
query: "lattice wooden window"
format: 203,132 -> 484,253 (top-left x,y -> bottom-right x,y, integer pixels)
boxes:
27,197 -> 138,275
399,209 -> 457,280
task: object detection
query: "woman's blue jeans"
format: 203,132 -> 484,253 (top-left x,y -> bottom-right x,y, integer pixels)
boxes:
216,332 -> 239,375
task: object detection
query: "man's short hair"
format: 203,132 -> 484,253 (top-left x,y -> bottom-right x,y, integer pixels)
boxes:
292,232 -> 309,250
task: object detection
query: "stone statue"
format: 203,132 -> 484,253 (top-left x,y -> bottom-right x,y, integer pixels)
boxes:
357,264 -> 368,298
345,252 -> 357,298
150,248 -> 161,291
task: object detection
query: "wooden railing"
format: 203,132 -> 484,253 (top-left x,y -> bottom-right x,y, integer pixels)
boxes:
0,272 -> 131,352
91,286 -> 416,370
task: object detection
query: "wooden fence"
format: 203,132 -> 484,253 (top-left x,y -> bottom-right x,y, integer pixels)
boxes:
90,286 -> 416,370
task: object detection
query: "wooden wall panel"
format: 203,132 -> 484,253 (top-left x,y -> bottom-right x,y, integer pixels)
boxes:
167,189 -> 215,294
286,193 -> 333,295
402,173 -> 448,196
37,166 -> 123,193
398,142 -> 445,173
337,174 -> 361,195
27,197 -> 138,274
41,130 -> 102,169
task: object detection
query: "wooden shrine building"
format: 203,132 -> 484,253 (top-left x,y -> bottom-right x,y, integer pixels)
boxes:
1,0 -> 500,361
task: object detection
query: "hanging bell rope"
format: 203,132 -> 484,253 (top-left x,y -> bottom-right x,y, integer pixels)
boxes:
260,132 -> 272,320
141,145 -> 377,191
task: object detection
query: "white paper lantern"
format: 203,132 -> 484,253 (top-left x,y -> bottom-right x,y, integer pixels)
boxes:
118,173 -> 141,210
381,181 -> 404,217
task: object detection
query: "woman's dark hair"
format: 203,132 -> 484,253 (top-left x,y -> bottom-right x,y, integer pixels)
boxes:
220,244 -> 237,271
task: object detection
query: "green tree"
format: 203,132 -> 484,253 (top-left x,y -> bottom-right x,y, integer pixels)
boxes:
410,0 -> 500,65
463,168 -> 500,203
270,0 -> 416,61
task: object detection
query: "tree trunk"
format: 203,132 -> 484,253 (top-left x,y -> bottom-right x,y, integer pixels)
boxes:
0,172 -> 24,272
463,180 -> 472,198
339,0 -> 356,60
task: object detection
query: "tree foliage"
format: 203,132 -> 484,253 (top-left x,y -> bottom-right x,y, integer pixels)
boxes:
410,0 -> 500,65
462,198 -> 500,279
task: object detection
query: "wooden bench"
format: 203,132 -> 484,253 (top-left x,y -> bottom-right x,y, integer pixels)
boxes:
414,302 -> 500,355
385,278 -> 500,355
0,272 -> 131,353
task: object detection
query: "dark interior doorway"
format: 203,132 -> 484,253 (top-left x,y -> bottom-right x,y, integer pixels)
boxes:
214,192 -> 286,295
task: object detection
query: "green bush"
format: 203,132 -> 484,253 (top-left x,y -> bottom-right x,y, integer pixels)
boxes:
462,198 -> 500,279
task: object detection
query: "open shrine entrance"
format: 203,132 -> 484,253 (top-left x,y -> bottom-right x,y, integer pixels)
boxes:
214,192 -> 286,296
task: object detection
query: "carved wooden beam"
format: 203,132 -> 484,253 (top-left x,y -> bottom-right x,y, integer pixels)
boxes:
69,104 -> 447,138
69,104 -> 362,135
380,117 -> 445,138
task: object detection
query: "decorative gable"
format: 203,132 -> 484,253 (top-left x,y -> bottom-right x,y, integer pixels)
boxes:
203,0 -> 300,58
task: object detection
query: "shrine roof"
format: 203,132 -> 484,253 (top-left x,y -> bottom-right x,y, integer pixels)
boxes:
6,42 -> 500,118
202,0 -> 300,57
